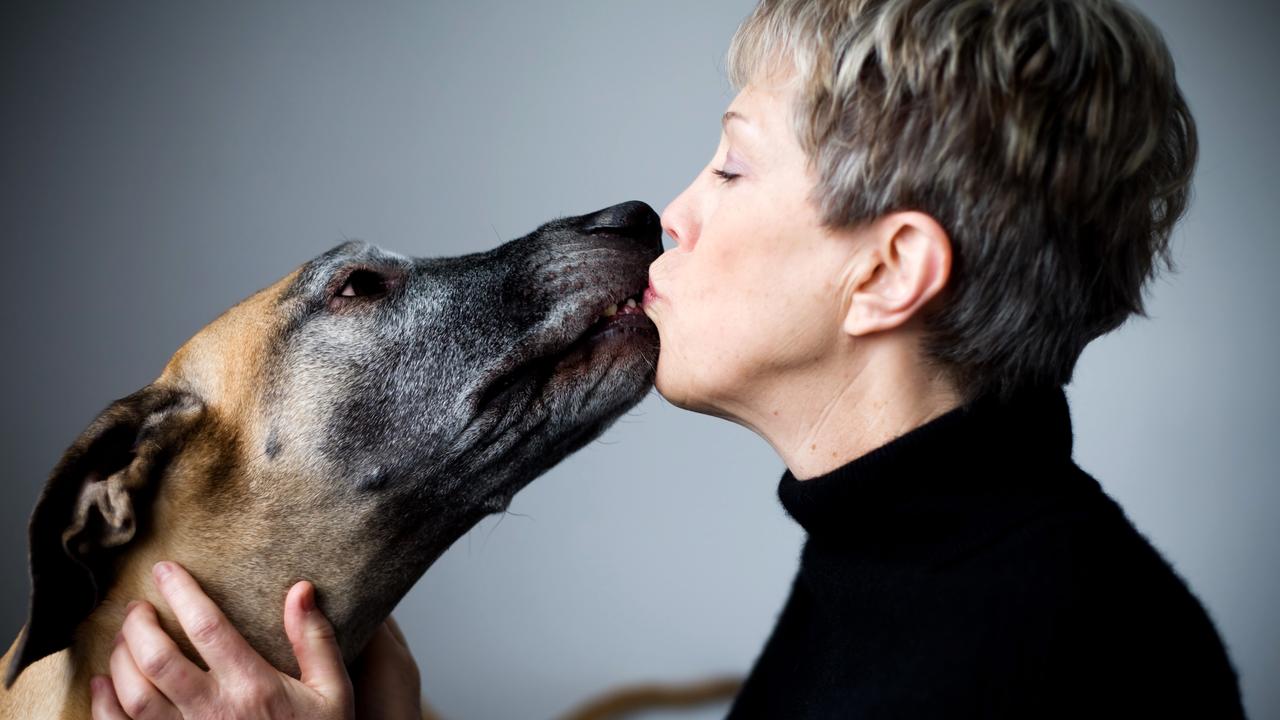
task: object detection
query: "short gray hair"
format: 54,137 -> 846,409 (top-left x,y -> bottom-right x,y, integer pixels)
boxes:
728,0 -> 1198,401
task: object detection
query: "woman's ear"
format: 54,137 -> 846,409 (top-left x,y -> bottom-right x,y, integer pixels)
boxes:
4,385 -> 204,688
842,211 -> 952,337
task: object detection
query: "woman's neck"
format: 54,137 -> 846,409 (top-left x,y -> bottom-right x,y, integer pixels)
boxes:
730,337 -> 962,480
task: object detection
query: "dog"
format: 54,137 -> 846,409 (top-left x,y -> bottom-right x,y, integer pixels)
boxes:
0,201 -> 673,719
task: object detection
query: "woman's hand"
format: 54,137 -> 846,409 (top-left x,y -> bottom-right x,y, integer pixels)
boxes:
90,560 -> 422,720
349,616 -> 424,720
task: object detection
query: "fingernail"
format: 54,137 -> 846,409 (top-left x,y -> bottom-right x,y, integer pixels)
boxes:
153,561 -> 172,583
124,600 -> 140,614
299,582 -> 315,613
113,631 -> 124,646
90,675 -> 105,696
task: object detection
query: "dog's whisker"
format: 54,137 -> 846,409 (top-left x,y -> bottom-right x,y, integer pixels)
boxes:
482,511 -> 510,548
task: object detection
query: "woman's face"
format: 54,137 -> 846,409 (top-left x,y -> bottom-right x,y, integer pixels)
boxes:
644,81 -> 861,419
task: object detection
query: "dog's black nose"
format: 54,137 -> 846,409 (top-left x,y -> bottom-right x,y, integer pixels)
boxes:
582,201 -> 662,252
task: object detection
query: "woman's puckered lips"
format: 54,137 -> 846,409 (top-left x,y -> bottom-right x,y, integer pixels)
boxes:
643,278 -> 664,307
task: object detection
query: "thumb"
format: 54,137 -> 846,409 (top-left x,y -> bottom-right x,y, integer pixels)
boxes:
283,580 -> 352,701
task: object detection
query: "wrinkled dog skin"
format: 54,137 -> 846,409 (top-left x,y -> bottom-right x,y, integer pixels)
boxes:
0,201 -> 662,719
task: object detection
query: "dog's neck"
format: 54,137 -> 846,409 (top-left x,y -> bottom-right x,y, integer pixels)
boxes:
1,496 -> 468,720
1,551 -> 167,719
1,528 -> 203,719
0,636 -> 77,720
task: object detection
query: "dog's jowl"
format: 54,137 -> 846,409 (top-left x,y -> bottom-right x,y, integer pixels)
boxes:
0,201 -> 662,720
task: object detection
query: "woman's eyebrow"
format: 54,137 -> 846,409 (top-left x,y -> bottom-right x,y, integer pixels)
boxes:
722,111 -> 748,130
721,111 -> 758,153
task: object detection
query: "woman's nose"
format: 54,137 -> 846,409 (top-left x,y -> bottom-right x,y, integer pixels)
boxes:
660,195 -> 698,252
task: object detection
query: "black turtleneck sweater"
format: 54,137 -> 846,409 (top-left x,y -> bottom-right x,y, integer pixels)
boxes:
726,387 -> 1244,719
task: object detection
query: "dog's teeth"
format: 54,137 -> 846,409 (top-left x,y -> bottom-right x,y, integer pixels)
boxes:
625,298 -> 637,308
603,303 -> 618,317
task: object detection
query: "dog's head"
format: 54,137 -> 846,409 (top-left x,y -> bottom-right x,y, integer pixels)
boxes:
7,201 -> 661,685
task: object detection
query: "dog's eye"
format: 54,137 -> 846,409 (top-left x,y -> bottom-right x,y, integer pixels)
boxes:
339,270 -> 388,298
329,268 -> 398,310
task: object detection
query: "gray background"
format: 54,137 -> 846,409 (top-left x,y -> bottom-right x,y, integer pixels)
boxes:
1,1 -> 1276,718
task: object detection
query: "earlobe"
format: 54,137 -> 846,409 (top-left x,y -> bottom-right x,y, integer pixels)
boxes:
842,212 -> 951,337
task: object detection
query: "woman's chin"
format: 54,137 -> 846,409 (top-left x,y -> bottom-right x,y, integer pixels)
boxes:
654,361 -> 727,417
654,361 -> 699,412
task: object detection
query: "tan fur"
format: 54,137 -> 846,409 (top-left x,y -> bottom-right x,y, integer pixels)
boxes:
0,272 -> 313,719
0,264 -> 502,719
0,263 -> 737,720
0,637 -> 79,720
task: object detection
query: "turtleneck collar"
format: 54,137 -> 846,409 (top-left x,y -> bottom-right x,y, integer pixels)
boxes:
778,385 -> 1089,548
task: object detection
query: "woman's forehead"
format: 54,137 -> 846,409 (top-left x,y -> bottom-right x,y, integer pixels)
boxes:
728,82 -> 794,133
724,84 -> 807,167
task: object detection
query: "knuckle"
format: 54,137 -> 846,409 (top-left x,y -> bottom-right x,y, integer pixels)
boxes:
138,648 -> 174,681
119,687 -> 154,717
188,612 -> 225,646
307,620 -> 338,643
137,645 -> 174,680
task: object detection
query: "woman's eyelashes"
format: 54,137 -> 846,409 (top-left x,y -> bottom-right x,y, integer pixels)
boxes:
712,148 -> 747,184
711,168 -> 741,183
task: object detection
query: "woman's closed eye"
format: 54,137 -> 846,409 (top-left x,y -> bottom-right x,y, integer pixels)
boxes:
711,168 -> 741,183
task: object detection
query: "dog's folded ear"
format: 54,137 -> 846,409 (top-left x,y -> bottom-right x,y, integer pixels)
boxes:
4,384 -> 205,688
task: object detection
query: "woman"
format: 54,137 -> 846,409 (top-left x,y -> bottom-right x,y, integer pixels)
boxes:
91,0 -> 1245,717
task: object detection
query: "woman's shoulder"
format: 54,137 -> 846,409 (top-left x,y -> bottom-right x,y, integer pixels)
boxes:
933,462 -> 1213,621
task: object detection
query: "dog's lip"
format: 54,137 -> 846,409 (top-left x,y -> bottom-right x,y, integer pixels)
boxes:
473,283 -> 653,413
567,282 -> 650,339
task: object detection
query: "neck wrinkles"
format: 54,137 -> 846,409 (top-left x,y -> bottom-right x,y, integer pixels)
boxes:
733,340 -> 962,480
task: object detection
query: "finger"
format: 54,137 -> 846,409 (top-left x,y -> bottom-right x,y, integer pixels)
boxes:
357,620 -> 416,676
283,580 -> 352,701
383,615 -> 410,649
351,621 -> 422,720
109,635 -> 181,720
89,675 -> 131,720
119,600 -> 211,709
354,622 -> 398,671
151,561 -> 268,678
365,622 -> 398,657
